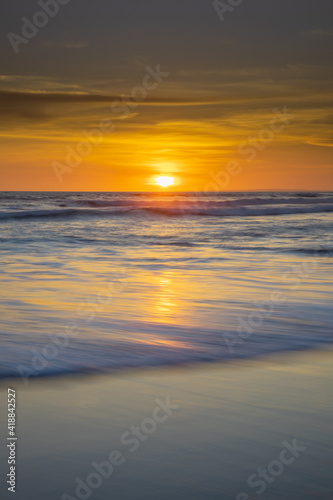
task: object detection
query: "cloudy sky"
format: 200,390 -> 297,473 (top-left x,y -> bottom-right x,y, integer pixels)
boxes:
0,0 -> 332,191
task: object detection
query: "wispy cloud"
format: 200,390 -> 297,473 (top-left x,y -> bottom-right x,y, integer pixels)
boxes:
41,41 -> 89,49
306,28 -> 333,37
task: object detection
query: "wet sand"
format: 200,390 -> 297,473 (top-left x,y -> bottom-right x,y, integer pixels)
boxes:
0,349 -> 332,500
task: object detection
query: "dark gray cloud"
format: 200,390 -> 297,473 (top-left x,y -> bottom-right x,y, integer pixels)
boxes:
1,0 -> 332,84
0,0 -> 332,148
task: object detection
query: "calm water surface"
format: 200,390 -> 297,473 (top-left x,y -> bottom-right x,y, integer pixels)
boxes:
0,191 -> 332,377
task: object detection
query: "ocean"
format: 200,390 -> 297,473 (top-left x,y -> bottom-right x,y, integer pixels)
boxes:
0,191 -> 332,379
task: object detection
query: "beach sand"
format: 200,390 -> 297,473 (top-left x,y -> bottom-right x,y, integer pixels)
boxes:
1,349 -> 332,500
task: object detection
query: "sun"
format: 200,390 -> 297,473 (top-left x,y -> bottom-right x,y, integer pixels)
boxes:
154,176 -> 175,188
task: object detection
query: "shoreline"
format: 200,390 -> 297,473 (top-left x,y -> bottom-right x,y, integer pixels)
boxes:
1,343 -> 332,385
0,348 -> 332,499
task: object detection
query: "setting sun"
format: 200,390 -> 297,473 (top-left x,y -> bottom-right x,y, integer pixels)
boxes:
154,176 -> 175,188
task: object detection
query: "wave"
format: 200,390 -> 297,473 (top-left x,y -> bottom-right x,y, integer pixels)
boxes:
290,247 -> 333,255
0,208 -> 77,220
1,203 -> 333,221
0,326 -> 332,379
73,195 -> 333,208
144,204 -> 333,217
0,207 -> 131,221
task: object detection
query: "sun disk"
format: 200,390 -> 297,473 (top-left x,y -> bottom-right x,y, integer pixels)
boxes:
155,176 -> 175,188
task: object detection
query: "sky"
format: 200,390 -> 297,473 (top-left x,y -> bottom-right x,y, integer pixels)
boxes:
0,0 -> 332,191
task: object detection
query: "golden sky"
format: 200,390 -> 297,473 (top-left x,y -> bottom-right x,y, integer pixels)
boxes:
0,1 -> 332,191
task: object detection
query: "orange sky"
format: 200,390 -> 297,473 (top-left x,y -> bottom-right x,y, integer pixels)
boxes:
0,1 -> 332,191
